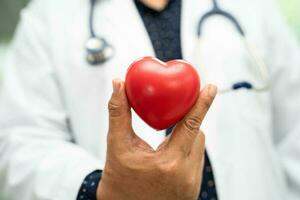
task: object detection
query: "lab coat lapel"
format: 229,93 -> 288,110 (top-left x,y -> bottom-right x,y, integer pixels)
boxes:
113,0 -> 155,58
181,0 -> 210,63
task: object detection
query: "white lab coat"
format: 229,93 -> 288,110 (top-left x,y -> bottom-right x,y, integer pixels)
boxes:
0,0 -> 300,199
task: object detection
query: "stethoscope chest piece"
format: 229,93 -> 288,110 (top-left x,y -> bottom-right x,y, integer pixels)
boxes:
86,37 -> 114,65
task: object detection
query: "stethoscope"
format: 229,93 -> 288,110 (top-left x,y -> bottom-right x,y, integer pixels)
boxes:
85,0 -> 270,93
85,0 -> 114,65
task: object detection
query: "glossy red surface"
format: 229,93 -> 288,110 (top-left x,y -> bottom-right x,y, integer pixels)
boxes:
125,57 -> 200,130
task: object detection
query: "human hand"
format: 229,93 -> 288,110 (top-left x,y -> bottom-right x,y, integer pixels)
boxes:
97,79 -> 217,200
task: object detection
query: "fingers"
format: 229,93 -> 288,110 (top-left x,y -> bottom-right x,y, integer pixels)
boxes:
166,84 -> 217,156
108,79 -> 154,153
108,79 -> 133,139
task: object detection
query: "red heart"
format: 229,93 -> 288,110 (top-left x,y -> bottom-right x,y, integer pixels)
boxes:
125,57 -> 200,130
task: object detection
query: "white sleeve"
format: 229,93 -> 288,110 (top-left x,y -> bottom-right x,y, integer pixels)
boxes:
0,1 -> 100,199
263,1 -> 300,199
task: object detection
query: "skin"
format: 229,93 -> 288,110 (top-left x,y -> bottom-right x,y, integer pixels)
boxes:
141,0 -> 169,11
97,79 -> 217,200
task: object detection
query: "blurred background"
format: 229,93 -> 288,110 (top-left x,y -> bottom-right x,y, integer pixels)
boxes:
0,0 -> 28,69
0,0 -> 300,67
0,0 -> 300,69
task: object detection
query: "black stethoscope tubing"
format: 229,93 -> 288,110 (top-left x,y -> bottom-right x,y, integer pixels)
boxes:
86,0 -> 245,65
86,0 -> 269,92
197,0 -> 245,37
89,0 -> 97,38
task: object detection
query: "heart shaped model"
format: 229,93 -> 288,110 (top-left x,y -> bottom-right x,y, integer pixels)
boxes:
125,57 -> 200,130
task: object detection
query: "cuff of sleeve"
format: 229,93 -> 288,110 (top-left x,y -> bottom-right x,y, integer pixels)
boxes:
77,170 -> 102,200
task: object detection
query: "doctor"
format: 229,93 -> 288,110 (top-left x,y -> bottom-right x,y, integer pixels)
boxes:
0,0 -> 300,199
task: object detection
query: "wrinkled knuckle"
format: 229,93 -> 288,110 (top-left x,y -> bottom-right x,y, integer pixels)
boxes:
183,116 -> 201,134
108,100 -> 122,117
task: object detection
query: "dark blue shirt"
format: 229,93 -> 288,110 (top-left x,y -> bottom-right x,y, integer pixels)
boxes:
134,0 -> 183,62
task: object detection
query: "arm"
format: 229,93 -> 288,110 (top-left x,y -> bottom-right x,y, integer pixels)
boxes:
0,1 -> 100,199
263,0 -> 300,199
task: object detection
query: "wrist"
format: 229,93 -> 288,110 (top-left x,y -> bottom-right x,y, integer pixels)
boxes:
96,181 -> 106,200
96,177 -> 117,200
96,173 -> 125,200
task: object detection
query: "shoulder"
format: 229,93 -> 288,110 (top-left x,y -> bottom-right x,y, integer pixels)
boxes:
19,0 -> 90,41
219,0 -> 286,36
21,0 -> 89,23
222,0 -> 283,21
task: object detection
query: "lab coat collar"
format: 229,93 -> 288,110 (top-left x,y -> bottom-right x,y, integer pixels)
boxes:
181,0 -> 211,62
112,0 -> 211,62
113,0 -> 155,57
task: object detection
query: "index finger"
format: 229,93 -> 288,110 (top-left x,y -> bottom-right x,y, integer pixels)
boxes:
166,84 -> 217,156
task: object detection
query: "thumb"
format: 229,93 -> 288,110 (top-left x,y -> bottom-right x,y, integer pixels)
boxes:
108,79 -> 132,136
166,84 -> 217,156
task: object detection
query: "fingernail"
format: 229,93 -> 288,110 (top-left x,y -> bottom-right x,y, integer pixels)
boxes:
112,79 -> 121,94
207,84 -> 217,98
